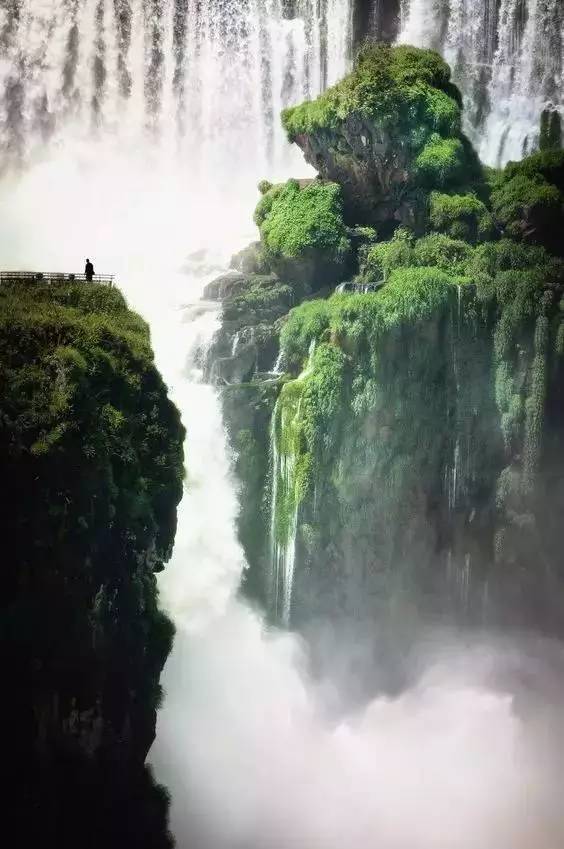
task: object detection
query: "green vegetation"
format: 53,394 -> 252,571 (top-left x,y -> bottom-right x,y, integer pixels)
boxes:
254,179 -> 351,287
219,46 -> 564,628
490,149 -> 564,252
1,281 -> 184,849
414,134 -> 466,188
358,229 -> 473,282
429,191 -> 494,242
282,44 -> 461,141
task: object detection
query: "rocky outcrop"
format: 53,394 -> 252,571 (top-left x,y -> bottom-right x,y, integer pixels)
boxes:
253,178 -> 352,288
204,269 -> 301,385
0,281 -> 184,848
217,46 -> 564,637
282,44 -> 480,231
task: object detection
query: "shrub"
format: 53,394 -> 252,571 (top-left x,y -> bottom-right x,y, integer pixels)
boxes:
413,233 -> 474,275
358,228 -> 415,282
490,151 -> 564,253
254,179 -> 351,287
429,191 -> 494,242
415,134 -> 466,188
282,44 -> 462,141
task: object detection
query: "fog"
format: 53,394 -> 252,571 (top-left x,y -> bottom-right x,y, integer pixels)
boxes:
155,604 -> 564,849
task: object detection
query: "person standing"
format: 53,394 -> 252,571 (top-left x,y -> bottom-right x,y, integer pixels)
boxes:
85,258 -> 94,282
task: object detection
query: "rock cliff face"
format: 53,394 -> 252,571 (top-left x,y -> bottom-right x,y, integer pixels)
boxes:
282,45 -> 481,232
206,44 -> 564,636
0,281 -> 184,848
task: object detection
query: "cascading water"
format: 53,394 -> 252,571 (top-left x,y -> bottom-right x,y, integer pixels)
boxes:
269,338 -> 316,624
397,0 -> 564,164
0,0 -> 352,176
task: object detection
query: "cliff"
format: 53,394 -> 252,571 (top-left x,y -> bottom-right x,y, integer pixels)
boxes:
205,44 -> 564,634
0,281 -> 185,848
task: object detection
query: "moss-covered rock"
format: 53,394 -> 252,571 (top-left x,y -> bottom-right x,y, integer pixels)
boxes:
490,150 -> 564,253
254,179 -> 351,288
205,271 -> 299,385
282,44 -> 480,229
268,237 -> 564,628
221,381 -> 280,604
429,191 -> 495,243
0,281 -> 184,848
218,45 -> 564,635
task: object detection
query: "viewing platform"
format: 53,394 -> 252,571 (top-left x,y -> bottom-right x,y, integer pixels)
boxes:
0,271 -> 115,287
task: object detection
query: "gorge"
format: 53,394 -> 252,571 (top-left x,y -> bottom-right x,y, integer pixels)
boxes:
1,2 -> 564,848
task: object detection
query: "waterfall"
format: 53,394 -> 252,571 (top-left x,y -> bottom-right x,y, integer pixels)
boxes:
0,0 -> 353,176
269,338 -> 316,624
397,0 -> 564,165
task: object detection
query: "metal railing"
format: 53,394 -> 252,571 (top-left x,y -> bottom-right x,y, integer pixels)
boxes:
0,271 -> 115,286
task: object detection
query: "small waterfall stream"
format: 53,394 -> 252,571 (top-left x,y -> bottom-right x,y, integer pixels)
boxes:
269,339 -> 316,623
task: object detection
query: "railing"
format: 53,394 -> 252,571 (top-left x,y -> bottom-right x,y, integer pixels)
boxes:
0,271 -> 115,287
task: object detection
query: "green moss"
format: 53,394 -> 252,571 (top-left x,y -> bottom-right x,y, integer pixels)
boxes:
358,227 -> 415,283
256,179 -> 349,259
282,44 -> 461,141
429,191 -> 494,243
279,300 -> 332,371
1,281 -> 184,848
282,264 -> 458,371
0,282 -> 184,683
414,134 -> 466,189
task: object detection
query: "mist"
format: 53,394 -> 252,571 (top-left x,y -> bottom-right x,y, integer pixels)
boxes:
154,601 -> 564,849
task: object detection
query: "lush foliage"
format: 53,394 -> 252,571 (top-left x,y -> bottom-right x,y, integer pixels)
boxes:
490,149 -> 564,252
429,190 -> 494,242
254,179 -> 351,286
358,228 -> 473,282
414,134 -> 466,188
1,281 -> 184,848
282,44 -> 462,141
222,44 -> 564,630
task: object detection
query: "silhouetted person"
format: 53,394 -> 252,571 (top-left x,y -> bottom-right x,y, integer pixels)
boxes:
85,258 -> 94,282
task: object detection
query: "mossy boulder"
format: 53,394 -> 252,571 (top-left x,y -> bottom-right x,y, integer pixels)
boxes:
254,178 -> 351,288
282,44 -> 480,229
429,191 -> 495,243
490,150 -> 564,254
205,272 -> 299,384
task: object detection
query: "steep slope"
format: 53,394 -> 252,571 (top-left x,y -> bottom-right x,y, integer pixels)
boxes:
0,281 -> 184,848
205,44 -> 564,633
